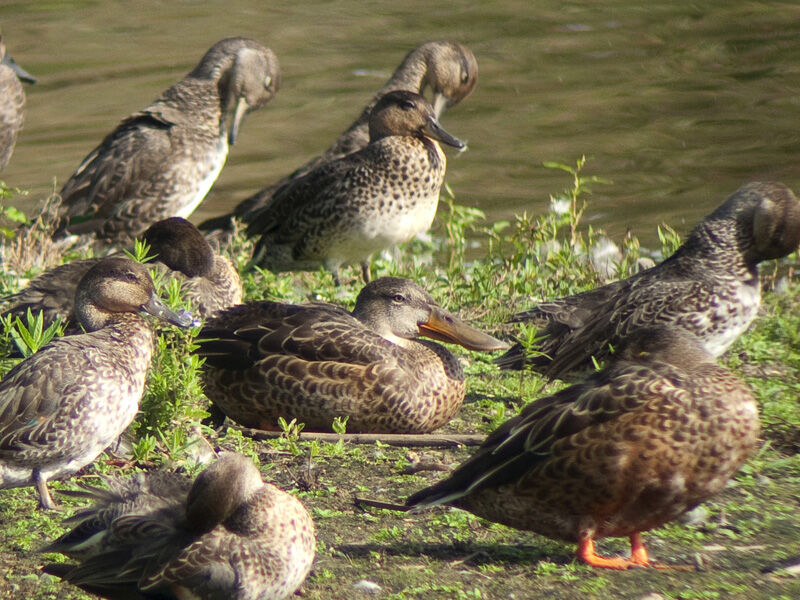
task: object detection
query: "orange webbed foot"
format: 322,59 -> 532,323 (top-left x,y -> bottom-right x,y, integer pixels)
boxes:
577,538 -> 645,570
577,535 -> 694,571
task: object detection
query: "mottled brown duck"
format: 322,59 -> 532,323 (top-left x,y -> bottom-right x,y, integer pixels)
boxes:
197,277 -> 507,433
0,257 -> 192,509
200,40 -> 477,234
247,90 -> 465,284
408,327 -> 760,569
44,452 -> 315,600
2,217 -> 240,331
497,181 -> 800,379
53,37 -> 280,246
0,34 -> 36,172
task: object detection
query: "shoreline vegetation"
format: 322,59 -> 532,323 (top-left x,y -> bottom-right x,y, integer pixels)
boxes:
1,160 -> 799,599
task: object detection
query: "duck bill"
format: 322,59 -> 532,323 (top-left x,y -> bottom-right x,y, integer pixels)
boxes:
418,306 -> 509,351
423,117 -> 465,150
432,92 -> 449,119
142,293 -> 197,328
228,96 -> 249,146
2,54 -> 36,84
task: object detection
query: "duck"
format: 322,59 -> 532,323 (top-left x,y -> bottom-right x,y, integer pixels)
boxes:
496,181 -> 800,379
43,452 -> 315,600
407,327 -> 760,569
0,257 -> 193,509
2,217 -> 241,331
53,37 -> 280,246
197,277 -> 508,433
199,40 -> 477,235
0,34 -> 36,172
247,90 -> 465,284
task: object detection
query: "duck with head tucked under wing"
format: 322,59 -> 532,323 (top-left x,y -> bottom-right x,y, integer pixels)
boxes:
408,327 -> 760,570
247,90 -> 465,284
197,276 -> 507,433
496,181 -> 800,380
53,37 -> 280,247
0,257 -> 193,509
200,40 -> 477,235
43,452 -> 315,600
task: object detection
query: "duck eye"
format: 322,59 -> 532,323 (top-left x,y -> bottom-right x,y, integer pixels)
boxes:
264,75 -> 272,89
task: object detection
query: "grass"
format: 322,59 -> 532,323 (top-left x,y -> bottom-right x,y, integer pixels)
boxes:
0,163 -> 799,599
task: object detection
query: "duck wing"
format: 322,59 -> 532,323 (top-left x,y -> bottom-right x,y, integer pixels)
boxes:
406,361 -> 686,506
56,111 -> 176,235
198,302 -> 399,370
540,278 -> 710,378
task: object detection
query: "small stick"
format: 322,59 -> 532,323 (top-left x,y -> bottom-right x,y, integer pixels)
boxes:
239,429 -> 485,448
354,497 -> 411,512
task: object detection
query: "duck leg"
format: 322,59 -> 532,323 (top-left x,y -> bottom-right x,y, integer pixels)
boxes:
360,260 -> 372,283
34,469 -> 56,510
577,537 -> 642,570
577,534 -> 691,570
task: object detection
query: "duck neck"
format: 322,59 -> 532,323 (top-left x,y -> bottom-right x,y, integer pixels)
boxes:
676,218 -> 757,281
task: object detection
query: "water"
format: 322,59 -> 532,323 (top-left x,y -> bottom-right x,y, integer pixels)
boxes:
1,1 -> 799,246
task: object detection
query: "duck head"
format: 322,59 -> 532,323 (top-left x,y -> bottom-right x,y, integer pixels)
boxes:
142,217 -> 215,278
73,257 -> 195,331
0,35 -> 36,84
368,90 -> 465,149
192,37 -> 280,145
420,41 -> 478,118
184,453 -> 265,534
352,277 -> 507,351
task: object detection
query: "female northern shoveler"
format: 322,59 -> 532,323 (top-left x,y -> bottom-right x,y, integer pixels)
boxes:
247,90 -> 465,284
497,181 -> 800,379
44,452 -> 315,600
197,277 -> 507,433
54,37 -> 280,245
409,327 -> 760,569
0,257 -> 192,509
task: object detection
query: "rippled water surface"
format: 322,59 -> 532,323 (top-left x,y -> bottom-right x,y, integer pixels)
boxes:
1,1 -> 799,245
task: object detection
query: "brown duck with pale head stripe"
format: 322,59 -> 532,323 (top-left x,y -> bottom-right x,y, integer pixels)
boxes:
197,277 -> 507,433
54,37 -> 280,246
0,257 -> 193,509
200,40 -> 477,235
247,90 -> 465,284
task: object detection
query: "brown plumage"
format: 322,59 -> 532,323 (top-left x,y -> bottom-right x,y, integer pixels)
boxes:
197,277 -> 507,433
408,327 -> 760,569
0,35 -> 35,172
43,453 -> 315,600
200,40 -> 477,234
0,258 -> 192,509
497,181 -> 800,379
246,90 -> 465,284
54,37 -> 280,245
2,217 -> 240,331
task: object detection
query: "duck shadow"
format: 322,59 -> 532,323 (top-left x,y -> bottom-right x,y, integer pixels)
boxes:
335,541 -> 569,566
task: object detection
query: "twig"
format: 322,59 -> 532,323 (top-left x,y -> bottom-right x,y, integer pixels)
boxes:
354,497 -> 411,512
240,428 -> 485,447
